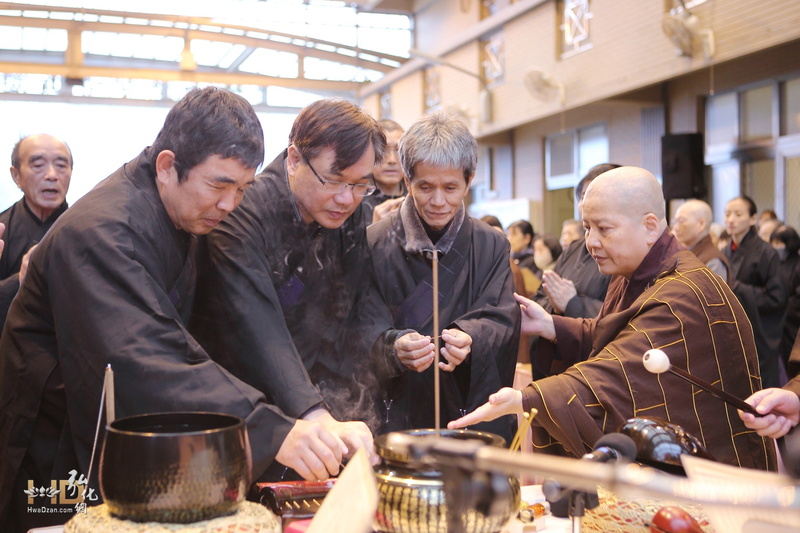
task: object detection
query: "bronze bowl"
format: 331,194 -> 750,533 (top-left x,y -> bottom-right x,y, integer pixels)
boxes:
99,412 -> 252,523
374,428 -> 520,533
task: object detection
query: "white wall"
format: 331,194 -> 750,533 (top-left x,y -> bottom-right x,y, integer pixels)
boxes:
0,100 -> 296,212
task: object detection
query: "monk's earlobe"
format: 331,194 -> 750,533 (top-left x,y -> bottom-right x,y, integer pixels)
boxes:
644,213 -> 662,244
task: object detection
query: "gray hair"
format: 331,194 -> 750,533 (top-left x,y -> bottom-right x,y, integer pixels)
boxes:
399,111 -> 477,183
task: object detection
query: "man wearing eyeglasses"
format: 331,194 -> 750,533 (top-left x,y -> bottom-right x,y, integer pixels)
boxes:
192,98 -> 386,481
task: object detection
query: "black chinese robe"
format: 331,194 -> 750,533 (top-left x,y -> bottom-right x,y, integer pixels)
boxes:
0,198 -> 67,329
192,150 -> 375,429
724,227 -> 787,388
361,198 -> 520,442
0,150 -> 294,532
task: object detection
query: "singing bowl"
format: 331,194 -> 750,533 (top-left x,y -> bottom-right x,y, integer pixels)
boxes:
99,412 -> 252,523
374,429 -> 520,533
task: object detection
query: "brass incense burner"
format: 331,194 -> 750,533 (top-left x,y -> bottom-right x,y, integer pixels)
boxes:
374,429 -> 520,533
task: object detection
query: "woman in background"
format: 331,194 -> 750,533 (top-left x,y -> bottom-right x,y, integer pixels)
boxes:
723,196 -> 787,388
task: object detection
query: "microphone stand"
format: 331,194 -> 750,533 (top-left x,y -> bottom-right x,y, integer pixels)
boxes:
391,433 -> 800,513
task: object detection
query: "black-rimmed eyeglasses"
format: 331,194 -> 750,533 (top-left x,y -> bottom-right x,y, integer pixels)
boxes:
304,156 -> 376,197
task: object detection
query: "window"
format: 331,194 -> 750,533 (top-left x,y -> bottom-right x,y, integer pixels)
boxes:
741,85 -> 774,142
706,91 -> 738,154
559,0 -> 593,58
546,123 -> 608,190
481,32 -> 504,87
782,77 -> 800,136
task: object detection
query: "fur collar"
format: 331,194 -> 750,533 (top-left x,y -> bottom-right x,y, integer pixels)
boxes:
400,195 -> 465,255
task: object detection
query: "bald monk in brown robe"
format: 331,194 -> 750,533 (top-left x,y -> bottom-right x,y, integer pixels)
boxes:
451,166 -> 776,471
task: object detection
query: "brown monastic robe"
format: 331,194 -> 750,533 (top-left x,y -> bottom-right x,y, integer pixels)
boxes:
522,230 -> 776,470
690,233 -> 730,283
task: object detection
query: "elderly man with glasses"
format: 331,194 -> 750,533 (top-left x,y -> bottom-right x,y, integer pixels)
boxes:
192,98 -> 386,481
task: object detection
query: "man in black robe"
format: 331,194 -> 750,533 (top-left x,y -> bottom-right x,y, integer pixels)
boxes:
0,88 -> 364,533
360,118 -> 406,225
360,112 -> 520,442
0,134 -> 72,329
191,99 -> 385,470
450,167 -> 775,470
530,163 -> 614,377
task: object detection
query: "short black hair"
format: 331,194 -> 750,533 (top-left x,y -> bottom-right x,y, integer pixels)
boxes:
771,225 -> 800,256
732,195 -> 758,217
508,219 -> 535,241
150,87 -> 264,183
575,163 -> 621,202
480,214 -> 503,230
536,235 -> 563,263
290,98 -> 386,172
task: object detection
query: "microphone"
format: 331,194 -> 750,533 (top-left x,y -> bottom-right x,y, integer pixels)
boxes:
543,433 -> 637,516
581,432 -> 638,463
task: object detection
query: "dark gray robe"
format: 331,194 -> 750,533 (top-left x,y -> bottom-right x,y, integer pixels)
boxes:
361,198 -> 520,442
0,150 -> 293,532
192,150 -> 375,430
0,198 -> 67,330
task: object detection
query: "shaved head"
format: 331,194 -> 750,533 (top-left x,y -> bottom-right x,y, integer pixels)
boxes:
581,166 -> 668,279
583,166 -> 666,225
678,199 -> 713,224
672,199 -> 713,248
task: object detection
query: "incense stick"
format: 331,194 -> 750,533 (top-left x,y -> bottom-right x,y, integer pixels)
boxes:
105,364 -> 115,423
432,249 -> 440,437
86,363 -> 113,502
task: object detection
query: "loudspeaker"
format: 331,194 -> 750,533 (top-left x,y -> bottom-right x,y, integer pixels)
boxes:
661,133 -> 706,199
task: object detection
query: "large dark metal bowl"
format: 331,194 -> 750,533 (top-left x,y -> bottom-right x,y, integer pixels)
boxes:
99,412 -> 252,523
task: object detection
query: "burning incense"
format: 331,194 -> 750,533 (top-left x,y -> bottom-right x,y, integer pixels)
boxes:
432,249 -> 440,437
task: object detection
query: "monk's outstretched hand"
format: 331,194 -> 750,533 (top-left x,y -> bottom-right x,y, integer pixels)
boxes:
447,387 -> 523,429
513,292 -> 555,340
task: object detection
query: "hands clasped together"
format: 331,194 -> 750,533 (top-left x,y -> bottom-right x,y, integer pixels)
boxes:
541,270 -> 577,315
394,328 -> 472,372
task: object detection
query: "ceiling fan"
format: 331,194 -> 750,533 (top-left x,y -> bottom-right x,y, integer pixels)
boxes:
523,70 -> 566,106
662,0 -> 715,59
